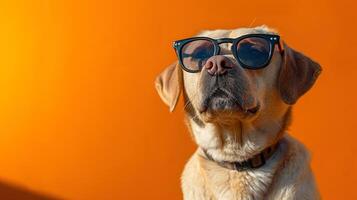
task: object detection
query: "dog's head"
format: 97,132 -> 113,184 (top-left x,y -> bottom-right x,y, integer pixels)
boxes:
155,26 -> 321,162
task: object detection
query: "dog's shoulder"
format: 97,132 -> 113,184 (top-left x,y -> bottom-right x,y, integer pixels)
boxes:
181,149 -> 216,200
278,134 -> 312,175
267,134 -> 320,199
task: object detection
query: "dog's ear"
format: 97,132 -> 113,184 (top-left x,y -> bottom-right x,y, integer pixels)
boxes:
155,62 -> 182,112
278,42 -> 322,105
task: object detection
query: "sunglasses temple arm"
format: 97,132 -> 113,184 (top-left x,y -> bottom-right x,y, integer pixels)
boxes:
277,40 -> 284,54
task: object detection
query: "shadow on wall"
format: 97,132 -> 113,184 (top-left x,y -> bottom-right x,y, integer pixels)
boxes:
0,180 -> 60,200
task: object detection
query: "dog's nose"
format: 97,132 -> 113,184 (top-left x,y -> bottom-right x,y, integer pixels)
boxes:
204,55 -> 234,75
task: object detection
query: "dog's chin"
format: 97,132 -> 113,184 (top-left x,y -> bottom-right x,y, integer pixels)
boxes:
198,97 -> 260,124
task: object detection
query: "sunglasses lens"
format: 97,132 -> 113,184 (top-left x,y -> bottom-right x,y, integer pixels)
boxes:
236,37 -> 271,69
181,40 -> 215,71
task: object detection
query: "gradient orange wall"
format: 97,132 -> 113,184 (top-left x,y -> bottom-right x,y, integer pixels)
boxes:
0,0 -> 356,199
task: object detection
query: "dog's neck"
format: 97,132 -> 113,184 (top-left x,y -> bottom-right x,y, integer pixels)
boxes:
191,136 -> 293,200
185,107 -> 291,163
201,141 -> 279,171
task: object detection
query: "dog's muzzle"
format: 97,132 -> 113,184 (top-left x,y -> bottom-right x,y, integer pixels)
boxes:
198,55 -> 260,120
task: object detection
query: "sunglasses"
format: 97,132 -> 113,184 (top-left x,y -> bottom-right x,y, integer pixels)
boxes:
173,34 -> 282,73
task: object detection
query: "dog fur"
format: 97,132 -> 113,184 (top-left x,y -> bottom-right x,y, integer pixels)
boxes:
155,25 -> 321,200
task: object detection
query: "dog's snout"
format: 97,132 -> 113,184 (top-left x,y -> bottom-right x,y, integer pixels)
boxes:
204,55 -> 233,75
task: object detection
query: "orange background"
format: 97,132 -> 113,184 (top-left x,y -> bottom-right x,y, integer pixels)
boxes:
0,0 -> 356,199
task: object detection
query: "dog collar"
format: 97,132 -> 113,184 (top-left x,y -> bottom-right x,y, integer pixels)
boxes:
201,143 -> 279,171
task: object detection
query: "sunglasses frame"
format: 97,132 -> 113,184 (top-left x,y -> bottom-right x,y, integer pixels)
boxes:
173,34 -> 282,73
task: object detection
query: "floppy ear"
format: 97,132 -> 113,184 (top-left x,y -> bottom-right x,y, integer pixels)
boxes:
155,62 -> 182,112
278,42 -> 322,105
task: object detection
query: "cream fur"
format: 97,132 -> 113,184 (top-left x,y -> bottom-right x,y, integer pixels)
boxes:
182,135 -> 319,200
156,25 -> 320,200
182,26 -> 319,200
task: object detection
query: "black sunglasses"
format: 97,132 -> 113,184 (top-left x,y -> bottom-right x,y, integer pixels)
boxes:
173,34 -> 282,73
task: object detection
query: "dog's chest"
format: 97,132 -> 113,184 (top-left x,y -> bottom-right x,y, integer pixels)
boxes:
201,163 -> 274,200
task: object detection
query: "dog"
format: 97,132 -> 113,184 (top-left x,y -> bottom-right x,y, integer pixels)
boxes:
155,25 -> 321,200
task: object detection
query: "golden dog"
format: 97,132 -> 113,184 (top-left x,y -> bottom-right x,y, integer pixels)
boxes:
155,26 -> 321,200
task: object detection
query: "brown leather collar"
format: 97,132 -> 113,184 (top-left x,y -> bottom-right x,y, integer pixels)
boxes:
202,143 -> 279,171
